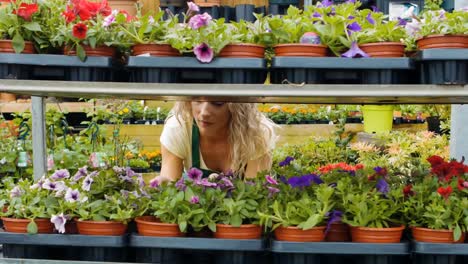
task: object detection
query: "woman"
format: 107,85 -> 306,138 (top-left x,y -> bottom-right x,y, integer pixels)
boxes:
154,101 -> 277,182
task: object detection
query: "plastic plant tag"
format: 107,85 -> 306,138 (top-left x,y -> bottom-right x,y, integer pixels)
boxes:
17,151 -> 28,167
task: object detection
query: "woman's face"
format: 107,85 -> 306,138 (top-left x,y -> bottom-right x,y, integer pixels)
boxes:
191,102 -> 231,134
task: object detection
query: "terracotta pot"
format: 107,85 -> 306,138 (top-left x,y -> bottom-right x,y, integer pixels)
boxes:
219,44 -> 265,58
132,44 -> 180,57
2,217 -> 54,233
412,226 -> 466,243
0,93 -> 16,102
108,0 -> 138,16
416,34 -> 468,50
76,219 -> 127,236
64,221 -> 78,234
359,42 -> 405,57
64,45 -> 116,57
275,226 -> 326,242
274,44 -> 327,57
135,216 -> 185,237
214,224 -> 262,239
350,225 -> 405,243
325,222 -> 351,242
0,40 -> 35,54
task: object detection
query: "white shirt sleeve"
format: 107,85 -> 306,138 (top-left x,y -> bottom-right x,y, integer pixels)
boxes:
160,116 -> 191,162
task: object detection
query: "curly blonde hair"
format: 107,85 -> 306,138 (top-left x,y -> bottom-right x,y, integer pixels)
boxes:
169,102 -> 278,176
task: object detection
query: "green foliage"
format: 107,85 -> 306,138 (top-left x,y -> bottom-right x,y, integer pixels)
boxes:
355,10 -> 407,44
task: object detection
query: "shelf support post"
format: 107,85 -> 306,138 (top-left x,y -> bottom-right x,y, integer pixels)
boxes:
450,104 -> 468,161
31,96 -> 47,180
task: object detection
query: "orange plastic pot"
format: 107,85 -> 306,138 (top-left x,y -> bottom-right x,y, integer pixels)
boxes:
350,225 -> 405,243
135,216 -> 185,237
274,44 -> 327,57
2,217 -> 54,233
274,226 -> 326,242
325,222 -> 351,242
132,44 -> 180,57
416,34 -> 468,49
360,42 -> 405,57
219,44 -> 265,58
214,224 -> 262,239
0,40 -> 35,54
412,226 -> 466,243
76,219 -> 127,236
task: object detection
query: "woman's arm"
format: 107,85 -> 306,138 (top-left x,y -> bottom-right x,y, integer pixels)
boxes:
157,145 -> 184,182
244,153 -> 272,179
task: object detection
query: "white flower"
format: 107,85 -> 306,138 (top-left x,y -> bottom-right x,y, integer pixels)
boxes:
51,213 -> 67,234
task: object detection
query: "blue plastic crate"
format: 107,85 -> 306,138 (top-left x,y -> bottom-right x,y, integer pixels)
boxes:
412,241 -> 468,264
416,49 -> 467,84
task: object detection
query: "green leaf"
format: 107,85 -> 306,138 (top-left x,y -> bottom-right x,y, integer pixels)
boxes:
454,225 -> 462,241
231,214 -> 242,227
12,34 -> 25,54
208,222 -> 216,232
179,220 -> 187,233
27,220 -> 38,234
76,44 -> 86,62
23,22 -> 41,32
302,215 -> 321,230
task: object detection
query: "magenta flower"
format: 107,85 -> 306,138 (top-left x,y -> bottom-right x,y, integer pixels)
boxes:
149,178 -> 159,188
265,175 -> 278,185
51,213 -> 67,234
47,155 -> 55,171
194,43 -> 214,63
195,178 -> 218,187
190,195 -> 200,204
175,177 -> 186,191
51,169 -> 70,180
187,167 -> 203,181
187,2 -> 199,13
341,41 -> 369,58
267,186 -> 280,197
188,12 -> 212,29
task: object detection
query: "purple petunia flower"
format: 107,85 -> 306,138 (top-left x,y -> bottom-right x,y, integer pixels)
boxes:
304,174 -> 324,185
320,0 -> 333,7
371,5 -> 380,12
325,210 -> 343,234
65,188 -> 81,202
43,179 -> 67,192
190,195 -> 200,204
397,18 -> 407,26
73,166 -> 88,182
187,167 -> 203,181
376,179 -> 389,194
341,41 -> 369,58
175,178 -> 186,191
287,176 -> 310,188
51,169 -> 70,180
373,166 -> 387,176
265,175 -> 278,185
187,1 -> 200,13
113,166 -> 125,174
267,186 -> 280,197
328,7 -> 336,16
10,186 -> 24,198
194,43 -> 214,63
245,181 -> 255,186
366,13 -> 375,25
188,12 -> 212,29
82,175 -> 94,191
149,177 -> 160,188
312,11 -> 321,18
279,156 -> 294,167
219,177 -> 234,190
347,22 -> 362,32
328,182 -> 337,188
51,213 -> 67,234
195,178 -> 217,187
348,15 -> 355,20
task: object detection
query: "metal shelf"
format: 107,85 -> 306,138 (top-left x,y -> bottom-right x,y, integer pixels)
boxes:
1,80 -> 467,104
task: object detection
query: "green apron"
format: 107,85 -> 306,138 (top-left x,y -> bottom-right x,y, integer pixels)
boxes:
190,121 -> 217,178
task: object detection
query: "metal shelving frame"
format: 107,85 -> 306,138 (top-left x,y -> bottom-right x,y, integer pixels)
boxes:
1,79 -> 467,179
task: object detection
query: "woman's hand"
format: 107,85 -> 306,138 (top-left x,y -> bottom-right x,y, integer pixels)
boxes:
149,175 -> 172,187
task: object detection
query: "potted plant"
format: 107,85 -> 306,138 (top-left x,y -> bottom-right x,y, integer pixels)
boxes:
403,155 -> 468,243
422,104 -> 450,134
259,156 -> 334,242
51,0 -> 128,61
211,173 -> 268,239
353,9 -> 408,57
336,166 -> 406,243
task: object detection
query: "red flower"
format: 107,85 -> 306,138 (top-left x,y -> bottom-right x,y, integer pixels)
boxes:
72,23 -> 87,39
119,10 -> 133,22
457,177 -> 466,191
437,186 -> 453,199
13,3 -> 38,21
403,184 -> 414,197
427,155 -> 445,167
62,6 -> 77,24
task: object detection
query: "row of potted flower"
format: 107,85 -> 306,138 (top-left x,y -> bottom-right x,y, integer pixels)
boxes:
0,0 -> 466,62
1,154 -> 466,244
